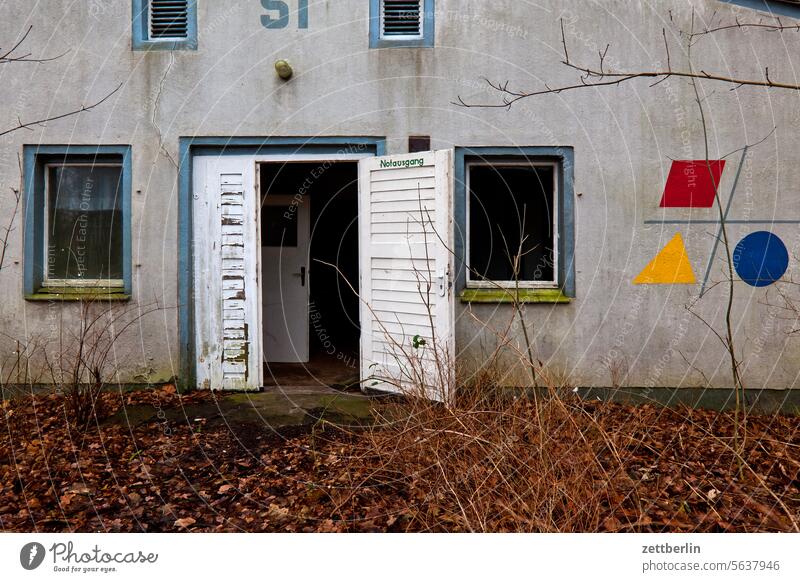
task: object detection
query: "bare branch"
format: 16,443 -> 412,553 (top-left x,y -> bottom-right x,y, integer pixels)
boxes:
458,64 -> 800,108
0,154 -> 22,275
0,83 -> 123,138
457,16 -> 800,109
0,26 -> 68,64
692,20 -> 800,38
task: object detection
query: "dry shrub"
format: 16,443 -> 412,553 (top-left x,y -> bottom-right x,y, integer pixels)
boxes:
340,369 -> 644,532
335,368 -> 800,532
41,299 -> 164,431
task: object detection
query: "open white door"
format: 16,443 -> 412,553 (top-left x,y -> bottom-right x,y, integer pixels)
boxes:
193,155 -> 262,391
358,150 -> 455,401
261,194 -> 311,363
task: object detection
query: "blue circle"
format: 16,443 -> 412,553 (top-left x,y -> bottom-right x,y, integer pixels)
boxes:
733,231 -> 788,287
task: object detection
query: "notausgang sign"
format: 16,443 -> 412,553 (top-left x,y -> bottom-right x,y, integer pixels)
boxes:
380,158 -> 425,169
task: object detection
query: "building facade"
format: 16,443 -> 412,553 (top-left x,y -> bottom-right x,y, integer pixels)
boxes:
1,0 -> 800,397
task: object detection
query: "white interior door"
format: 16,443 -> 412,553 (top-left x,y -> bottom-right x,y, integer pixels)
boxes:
193,155 -> 262,391
261,194 -> 311,363
358,150 -> 455,401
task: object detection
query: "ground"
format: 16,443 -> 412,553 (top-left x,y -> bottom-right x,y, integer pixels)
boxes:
1,385 -> 798,532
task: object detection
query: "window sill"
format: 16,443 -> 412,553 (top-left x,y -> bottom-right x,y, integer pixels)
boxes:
459,288 -> 571,304
132,38 -> 197,51
370,38 -> 434,49
26,288 -> 131,302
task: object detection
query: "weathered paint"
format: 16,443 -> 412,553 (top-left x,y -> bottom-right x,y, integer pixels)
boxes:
193,156 -> 261,391
178,138 -> 384,390
1,1 -> 800,391
459,289 -> 572,304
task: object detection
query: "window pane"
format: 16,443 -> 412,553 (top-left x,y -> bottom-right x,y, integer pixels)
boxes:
469,164 -> 555,282
262,205 -> 298,247
47,165 -> 123,282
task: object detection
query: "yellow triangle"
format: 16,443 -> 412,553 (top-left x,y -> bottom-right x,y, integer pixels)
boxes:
633,233 -> 696,285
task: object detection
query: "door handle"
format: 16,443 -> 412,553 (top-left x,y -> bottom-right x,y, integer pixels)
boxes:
300,266 -> 306,287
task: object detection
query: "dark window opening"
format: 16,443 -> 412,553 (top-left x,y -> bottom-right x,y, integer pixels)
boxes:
468,163 -> 556,284
408,135 -> 431,153
46,164 -> 123,282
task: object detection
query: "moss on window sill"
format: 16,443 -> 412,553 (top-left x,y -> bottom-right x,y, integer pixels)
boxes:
25,288 -> 131,302
460,288 -> 571,304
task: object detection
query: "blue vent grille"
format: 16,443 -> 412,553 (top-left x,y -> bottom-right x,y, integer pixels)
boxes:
149,0 -> 189,39
382,1 -> 423,37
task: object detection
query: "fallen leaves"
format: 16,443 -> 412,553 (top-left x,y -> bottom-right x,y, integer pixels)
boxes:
0,387 -> 797,533
174,517 -> 196,529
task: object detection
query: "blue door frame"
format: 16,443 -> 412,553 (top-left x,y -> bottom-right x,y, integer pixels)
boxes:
178,137 -> 386,391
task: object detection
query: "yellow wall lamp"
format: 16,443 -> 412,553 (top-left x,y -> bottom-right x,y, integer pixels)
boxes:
274,60 -> 293,80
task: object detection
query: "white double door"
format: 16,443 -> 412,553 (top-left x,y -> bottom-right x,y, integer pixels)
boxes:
194,151 -> 456,399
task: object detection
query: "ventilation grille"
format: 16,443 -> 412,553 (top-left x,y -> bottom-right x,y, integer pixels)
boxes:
382,1 -> 423,37
149,0 -> 189,39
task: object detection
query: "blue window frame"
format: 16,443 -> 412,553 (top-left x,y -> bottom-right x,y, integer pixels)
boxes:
132,0 -> 198,51
719,1 -> 800,18
370,0 -> 435,48
23,145 -> 133,299
454,146 -> 575,301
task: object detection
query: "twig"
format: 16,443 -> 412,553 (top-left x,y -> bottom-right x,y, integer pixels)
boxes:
456,17 -> 800,109
0,26 -> 68,64
0,83 -> 122,138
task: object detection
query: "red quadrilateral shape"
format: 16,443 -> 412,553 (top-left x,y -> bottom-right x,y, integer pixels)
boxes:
659,160 -> 726,208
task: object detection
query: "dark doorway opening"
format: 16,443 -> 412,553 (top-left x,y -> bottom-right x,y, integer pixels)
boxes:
259,161 -> 360,390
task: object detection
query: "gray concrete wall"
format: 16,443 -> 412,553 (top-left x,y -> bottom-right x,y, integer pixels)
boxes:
1,0 -> 799,390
